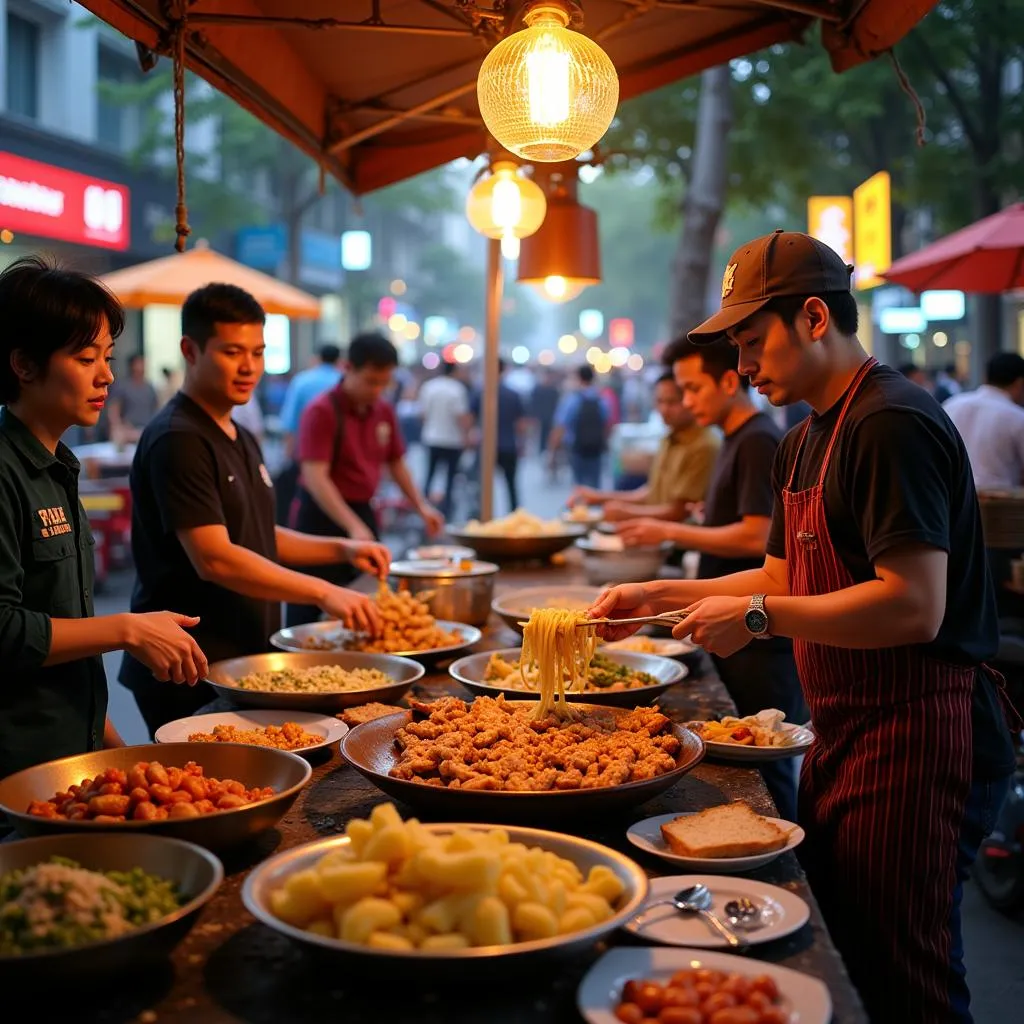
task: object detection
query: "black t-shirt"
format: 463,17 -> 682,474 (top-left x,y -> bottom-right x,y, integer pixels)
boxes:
699,411 -> 781,580
766,363 -> 1013,778
121,393 -> 279,683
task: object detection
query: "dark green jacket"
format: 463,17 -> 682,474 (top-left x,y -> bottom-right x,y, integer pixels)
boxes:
0,408 -> 106,778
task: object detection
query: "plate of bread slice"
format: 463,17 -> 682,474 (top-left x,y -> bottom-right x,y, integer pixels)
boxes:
627,801 -> 804,872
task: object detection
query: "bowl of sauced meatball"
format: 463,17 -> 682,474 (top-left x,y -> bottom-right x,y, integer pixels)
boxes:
0,743 -> 311,852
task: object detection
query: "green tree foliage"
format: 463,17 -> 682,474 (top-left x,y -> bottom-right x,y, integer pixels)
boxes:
604,0 -> 1023,236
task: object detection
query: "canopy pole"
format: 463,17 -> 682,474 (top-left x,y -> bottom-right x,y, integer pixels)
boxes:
480,238 -> 503,522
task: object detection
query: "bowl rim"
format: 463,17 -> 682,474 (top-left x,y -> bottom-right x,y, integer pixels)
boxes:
491,585 -> 604,618
0,832 -> 224,964
446,523 -> 588,542
267,622 -> 481,659
0,742 -> 313,832
340,704 -> 704,801
241,822 -> 649,960
206,650 -> 428,692
448,648 -> 689,695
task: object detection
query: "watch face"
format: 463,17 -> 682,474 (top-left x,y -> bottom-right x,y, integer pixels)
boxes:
745,609 -> 768,634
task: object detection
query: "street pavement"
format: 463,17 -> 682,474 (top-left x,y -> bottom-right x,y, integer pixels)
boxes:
97,448 -> 1022,1021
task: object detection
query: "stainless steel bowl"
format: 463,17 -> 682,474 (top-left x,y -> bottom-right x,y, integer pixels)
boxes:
491,585 -> 603,636
206,651 -> 425,712
269,622 -> 482,666
576,537 -> 673,585
341,704 -> 705,821
0,832 -> 222,985
449,647 -> 688,707
242,823 -> 648,977
0,743 -> 311,850
406,544 -> 476,562
388,558 -> 499,627
445,524 -> 586,562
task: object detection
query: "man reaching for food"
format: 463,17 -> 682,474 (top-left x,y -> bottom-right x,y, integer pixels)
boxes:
568,372 -> 718,523
121,283 -> 389,738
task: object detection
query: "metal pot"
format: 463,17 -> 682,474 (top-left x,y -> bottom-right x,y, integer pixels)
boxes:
388,558 -> 499,627
576,538 -> 673,586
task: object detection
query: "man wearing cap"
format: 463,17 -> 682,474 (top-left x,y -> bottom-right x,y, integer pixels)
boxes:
590,230 -> 1020,1024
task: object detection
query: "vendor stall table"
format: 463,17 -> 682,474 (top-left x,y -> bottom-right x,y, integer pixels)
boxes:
72,558 -> 868,1023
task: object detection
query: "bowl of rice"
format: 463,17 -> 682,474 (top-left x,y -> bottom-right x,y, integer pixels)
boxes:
204,651 -> 426,712
0,832 -> 221,984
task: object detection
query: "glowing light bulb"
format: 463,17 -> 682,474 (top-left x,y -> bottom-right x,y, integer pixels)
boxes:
491,175 -> 523,229
558,334 -> 578,354
501,232 -> 521,261
545,275 -> 568,299
526,23 -> 571,126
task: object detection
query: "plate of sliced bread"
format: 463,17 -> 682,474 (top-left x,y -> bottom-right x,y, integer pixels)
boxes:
627,801 -> 804,872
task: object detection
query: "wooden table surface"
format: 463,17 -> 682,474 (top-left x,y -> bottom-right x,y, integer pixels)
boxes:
69,557 -> 866,1023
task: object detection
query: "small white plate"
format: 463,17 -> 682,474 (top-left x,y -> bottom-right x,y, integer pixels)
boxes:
155,710 -> 348,756
562,506 -> 604,525
577,946 -> 832,1024
623,874 -> 811,948
603,637 -> 693,658
627,811 -> 805,872
688,721 -> 815,761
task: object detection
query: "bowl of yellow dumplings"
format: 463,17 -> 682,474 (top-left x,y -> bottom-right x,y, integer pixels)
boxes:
242,802 -> 647,971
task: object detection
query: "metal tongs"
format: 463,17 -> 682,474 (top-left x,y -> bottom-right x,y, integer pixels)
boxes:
577,608 -> 691,629
517,608 -> 691,629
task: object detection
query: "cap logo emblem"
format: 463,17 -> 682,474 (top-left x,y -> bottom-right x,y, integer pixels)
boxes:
722,263 -> 738,299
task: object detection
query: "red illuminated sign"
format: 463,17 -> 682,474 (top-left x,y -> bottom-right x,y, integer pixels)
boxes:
609,318 -> 635,347
0,152 -> 130,251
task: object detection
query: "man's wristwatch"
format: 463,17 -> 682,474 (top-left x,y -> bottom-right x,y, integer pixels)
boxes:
745,594 -> 772,639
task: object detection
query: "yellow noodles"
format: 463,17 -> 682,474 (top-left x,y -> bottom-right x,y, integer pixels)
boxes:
520,608 -> 598,719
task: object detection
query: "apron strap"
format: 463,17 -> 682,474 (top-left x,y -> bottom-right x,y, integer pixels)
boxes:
981,663 -> 1024,734
816,357 -> 877,488
784,357 -> 877,492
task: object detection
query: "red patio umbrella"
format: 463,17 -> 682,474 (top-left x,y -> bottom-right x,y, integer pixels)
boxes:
882,202 -> 1024,293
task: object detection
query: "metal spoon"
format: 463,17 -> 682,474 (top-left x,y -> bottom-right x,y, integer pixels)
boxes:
631,883 -> 745,948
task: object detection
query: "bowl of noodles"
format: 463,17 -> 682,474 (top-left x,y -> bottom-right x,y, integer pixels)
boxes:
341,608 -> 704,819
446,510 -> 586,562
449,649 -> 688,708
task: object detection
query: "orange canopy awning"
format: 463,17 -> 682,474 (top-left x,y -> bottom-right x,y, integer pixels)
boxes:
75,1 -> 937,196
100,243 -> 322,318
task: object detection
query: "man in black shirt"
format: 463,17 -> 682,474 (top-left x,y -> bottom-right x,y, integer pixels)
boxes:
122,284 -> 390,736
591,230 -> 1019,1024
617,337 -> 805,819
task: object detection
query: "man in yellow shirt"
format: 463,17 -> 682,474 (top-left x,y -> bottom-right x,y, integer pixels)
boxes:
570,372 -> 719,523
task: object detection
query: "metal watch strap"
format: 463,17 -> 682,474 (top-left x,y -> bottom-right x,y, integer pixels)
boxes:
749,593 -> 771,638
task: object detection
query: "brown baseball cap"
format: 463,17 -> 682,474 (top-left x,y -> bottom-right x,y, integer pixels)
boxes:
688,229 -> 855,344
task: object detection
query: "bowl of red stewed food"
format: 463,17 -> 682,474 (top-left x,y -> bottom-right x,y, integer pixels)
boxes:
0,743 -> 311,851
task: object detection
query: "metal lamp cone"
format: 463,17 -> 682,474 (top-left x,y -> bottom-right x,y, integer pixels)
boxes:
517,192 -> 601,299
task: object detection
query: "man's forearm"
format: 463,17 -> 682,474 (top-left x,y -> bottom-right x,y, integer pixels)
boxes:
389,459 -> 427,509
611,500 -> 680,521
197,543 -> 327,605
657,521 -> 769,559
45,614 -> 132,667
643,569 -> 788,609
275,526 -> 345,567
766,581 -> 937,648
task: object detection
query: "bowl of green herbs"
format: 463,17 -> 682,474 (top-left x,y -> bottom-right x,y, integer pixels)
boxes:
0,832 -> 222,983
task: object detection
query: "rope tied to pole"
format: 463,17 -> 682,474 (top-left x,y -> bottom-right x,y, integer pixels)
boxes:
886,48 -> 927,148
160,0 -> 192,251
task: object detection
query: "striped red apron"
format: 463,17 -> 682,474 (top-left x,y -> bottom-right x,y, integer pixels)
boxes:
784,357 -> 974,1023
